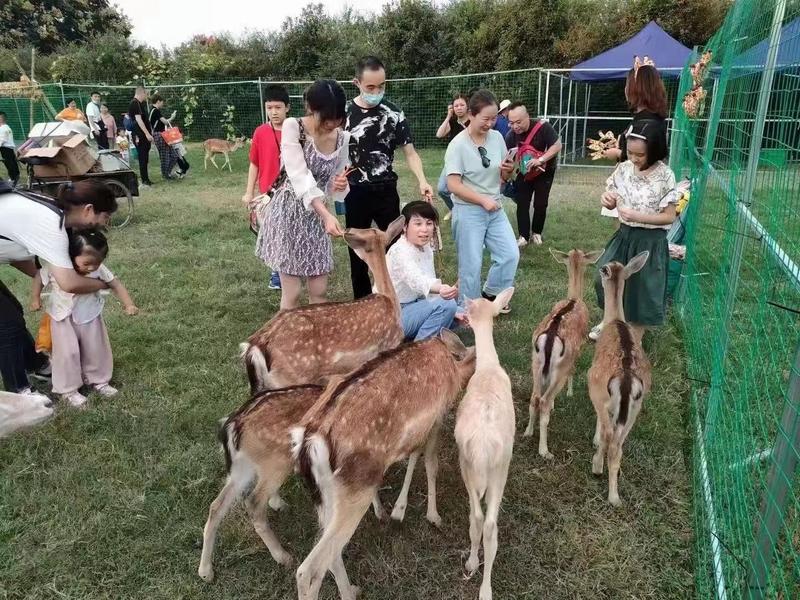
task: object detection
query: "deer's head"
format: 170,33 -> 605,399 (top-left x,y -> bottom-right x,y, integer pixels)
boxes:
550,248 -> 604,270
465,287 -> 515,324
344,216 -> 405,264
598,251 -> 649,294
439,329 -> 477,388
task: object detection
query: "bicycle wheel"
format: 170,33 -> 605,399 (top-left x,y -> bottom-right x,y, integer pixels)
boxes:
105,179 -> 134,228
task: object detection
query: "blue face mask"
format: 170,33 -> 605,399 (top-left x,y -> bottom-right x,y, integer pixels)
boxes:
360,91 -> 384,107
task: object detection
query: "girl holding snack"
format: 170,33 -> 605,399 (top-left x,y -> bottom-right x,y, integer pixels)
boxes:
31,229 -> 138,407
590,121 -> 684,343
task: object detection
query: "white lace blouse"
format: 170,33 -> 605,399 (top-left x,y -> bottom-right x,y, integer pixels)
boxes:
280,117 -> 351,210
606,160 -> 680,230
384,236 -> 441,304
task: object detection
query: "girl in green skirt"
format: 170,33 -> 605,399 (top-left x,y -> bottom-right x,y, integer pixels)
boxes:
590,121 -> 681,342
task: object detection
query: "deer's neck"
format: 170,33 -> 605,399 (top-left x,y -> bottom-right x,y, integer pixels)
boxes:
567,264 -> 585,300
472,321 -> 499,370
602,280 -> 626,323
371,250 -> 401,322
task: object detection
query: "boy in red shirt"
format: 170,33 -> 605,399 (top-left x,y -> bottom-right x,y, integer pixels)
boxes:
243,85 -> 290,289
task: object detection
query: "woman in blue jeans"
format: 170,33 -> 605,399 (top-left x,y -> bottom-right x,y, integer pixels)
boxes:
385,201 -> 461,340
445,89 -> 519,313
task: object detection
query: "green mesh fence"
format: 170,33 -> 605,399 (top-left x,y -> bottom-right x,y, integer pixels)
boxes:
0,67 -> 685,189
670,0 -> 800,597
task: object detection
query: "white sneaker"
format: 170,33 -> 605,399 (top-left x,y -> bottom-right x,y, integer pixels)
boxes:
93,383 -> 118,397
517,236 -> 528,248
532,233 -> 543,246
588,323 -> 604,341
62,391 -> 88,408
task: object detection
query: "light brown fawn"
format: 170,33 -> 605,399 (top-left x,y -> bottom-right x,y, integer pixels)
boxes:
588,251 -> 652,506
203,136 -> 245,171
292,330 -> 476,600
455,289 -> 515,600
525,248 -> 602,459
242,218 -> 405,393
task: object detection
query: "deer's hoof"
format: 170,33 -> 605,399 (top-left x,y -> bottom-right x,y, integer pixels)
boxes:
198,566 -> 215,583
608,494 -> 622,507
427,512 -> 443,529
390,504 -> 407,522
539,450 -> 554,460
464,555 -> 479,577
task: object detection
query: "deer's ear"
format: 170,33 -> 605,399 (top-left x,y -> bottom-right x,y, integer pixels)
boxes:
493,287 -> 514,315
440,328 -> 467,358
550,248 -> 569,264
384,216 -> 405,247
623,251 -> 649,278
583,250 -> 605,264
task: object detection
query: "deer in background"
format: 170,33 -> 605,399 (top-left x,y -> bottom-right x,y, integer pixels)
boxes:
242,218 -> 405,393
588,251 -> 652,506
0,390 -> 54,438
525,248 -> 603,459
292,330 -> 476,600
455,288 -> 515,600
203,136 -> 245,171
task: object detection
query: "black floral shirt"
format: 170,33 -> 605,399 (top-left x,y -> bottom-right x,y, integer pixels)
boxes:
345,99 -> 413,185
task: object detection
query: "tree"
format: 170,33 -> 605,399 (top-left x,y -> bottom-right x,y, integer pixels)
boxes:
0,0 -> 131,54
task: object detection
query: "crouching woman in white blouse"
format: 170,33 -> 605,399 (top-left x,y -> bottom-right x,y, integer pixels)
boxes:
385,201 -> 461,341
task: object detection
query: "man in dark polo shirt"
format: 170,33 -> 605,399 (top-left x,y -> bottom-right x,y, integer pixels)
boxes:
505,102 -> 562,247
128,86 -> 153,187
345,56 -> 433,298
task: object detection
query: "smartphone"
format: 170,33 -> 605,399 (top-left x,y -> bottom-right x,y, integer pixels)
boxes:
505,147 -> 518,162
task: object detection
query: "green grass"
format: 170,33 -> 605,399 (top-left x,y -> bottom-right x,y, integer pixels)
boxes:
0,147 -> 693,599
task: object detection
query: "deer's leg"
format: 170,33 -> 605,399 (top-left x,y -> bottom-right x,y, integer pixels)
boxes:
296,485 -> 374,600
225,152 -> 232,172
331,552 -> 361,600
203,152 -> 209,170
423,422 -> 443,527
462,465 -> 484,576
245,467 -> 293,567
537,368 -> 569,460
390,451 -> 420,522
371,493 -> 387,521
607,434 -> 623,506
567,375 -> 574,397
592,405 -> 611,476
198,467 -> 252,582
593,416 -> 601,448
479,461 -> 510,600
523,366 -> 542,437
210,155 -> 220,169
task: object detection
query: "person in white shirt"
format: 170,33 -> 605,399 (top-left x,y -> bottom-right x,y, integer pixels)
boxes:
0,111 -> 19,185
85,91 -> 109,149
386,201 -> 460,341
0,180 -> 118,395
31,229 -> 137,407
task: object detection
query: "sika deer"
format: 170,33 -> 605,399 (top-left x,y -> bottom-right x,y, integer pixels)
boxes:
588,251 -> 652,506
524,248 -> 603,459
203,136 -> 245,171
455,288 -> 515,600
292,330 -> 476,600
242,218 -> 405,393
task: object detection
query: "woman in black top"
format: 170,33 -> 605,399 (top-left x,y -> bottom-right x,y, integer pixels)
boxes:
435,94 -> 470,218
604,65 -> 668,162
149,94 -> 190,180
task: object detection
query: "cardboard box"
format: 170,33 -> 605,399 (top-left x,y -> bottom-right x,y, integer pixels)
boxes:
24,134 -> 98,178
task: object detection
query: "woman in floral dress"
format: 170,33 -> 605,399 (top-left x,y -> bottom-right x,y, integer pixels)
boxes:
256,80 -> 350,309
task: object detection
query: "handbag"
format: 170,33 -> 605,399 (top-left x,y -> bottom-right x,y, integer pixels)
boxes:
35,314 -> 52,353
161,127 -> 183,145
517,120 -> 547,181
249,121 -> 306,236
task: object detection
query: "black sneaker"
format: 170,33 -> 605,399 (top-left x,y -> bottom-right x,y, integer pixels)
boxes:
482,291 -> 511,314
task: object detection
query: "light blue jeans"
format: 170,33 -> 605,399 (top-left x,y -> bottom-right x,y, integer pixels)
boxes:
401,296 -> 458,341
451,201 -> 519,308
437,169 -> 453,209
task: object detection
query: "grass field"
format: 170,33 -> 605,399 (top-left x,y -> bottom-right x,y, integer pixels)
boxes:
0,147 -> 693,599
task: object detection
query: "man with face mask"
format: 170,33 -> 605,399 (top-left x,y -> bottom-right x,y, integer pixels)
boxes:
86,91 -> 109,149
344,55 -> 433,299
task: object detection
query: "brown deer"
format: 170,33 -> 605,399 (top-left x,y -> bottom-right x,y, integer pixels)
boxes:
455,289 -> 515,600
203,136 -> 245,171
241,217 -> 405,393
524,248 -> 603,459
292,330 -> 476,600
588,251 -> 652,506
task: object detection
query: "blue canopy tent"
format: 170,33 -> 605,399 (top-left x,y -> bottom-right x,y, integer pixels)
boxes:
570,21 -> 692,81
727,16 -> 800,78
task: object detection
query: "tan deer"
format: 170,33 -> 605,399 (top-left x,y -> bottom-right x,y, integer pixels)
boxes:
524,248 -> 603,459
242,217 -> 405,393
588,251 -> 652,506
203,136 -> 245,171
455,289 -> 515,600
292,330 -> 476,600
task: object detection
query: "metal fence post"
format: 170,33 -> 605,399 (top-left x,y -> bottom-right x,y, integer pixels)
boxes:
258,77 -> 265,124
59,80 -> 66,108
745,340 -> 800,599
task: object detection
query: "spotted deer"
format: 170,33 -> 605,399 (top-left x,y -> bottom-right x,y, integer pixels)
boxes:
292,330 -> 476,600
455,289 -> 515,600
588,251 -> 652,506
203,136 -> 245,171
525,248 -> 603,459
242,218 -> 405,393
